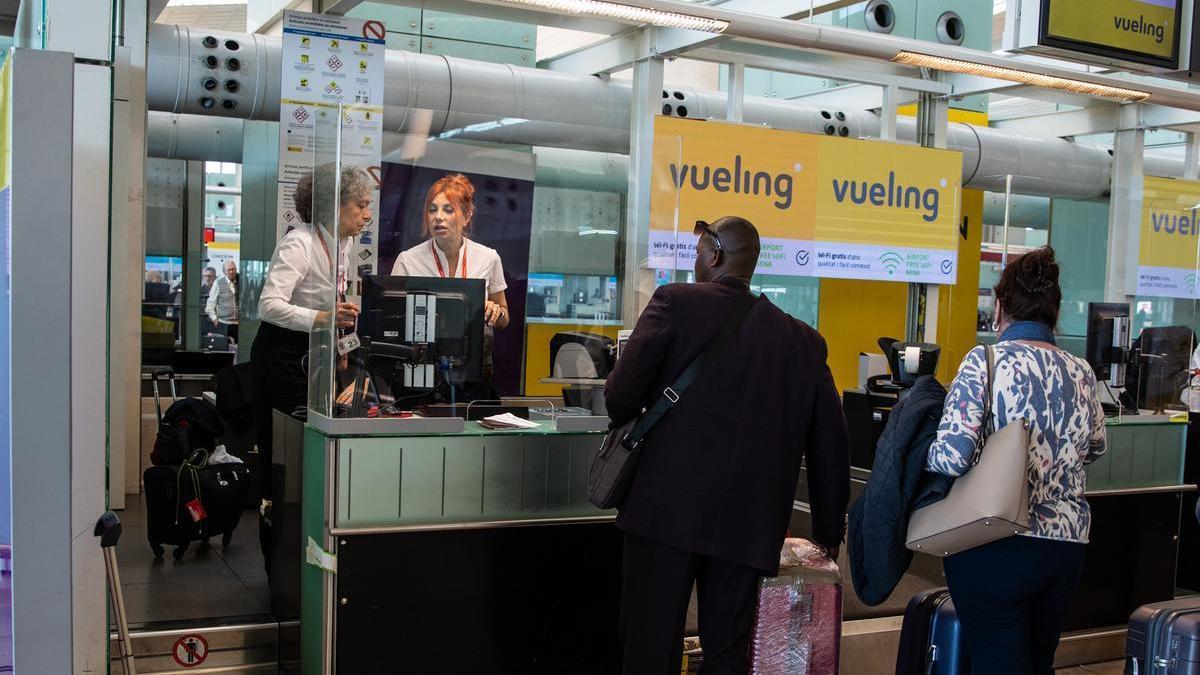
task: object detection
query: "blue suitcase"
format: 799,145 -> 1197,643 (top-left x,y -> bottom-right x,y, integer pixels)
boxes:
896,588 -> 971,675
1126,599 -> 1200,674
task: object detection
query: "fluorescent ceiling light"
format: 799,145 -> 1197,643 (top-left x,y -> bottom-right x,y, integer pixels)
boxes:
892,51 -> 1150,103
499,0 -> 728,33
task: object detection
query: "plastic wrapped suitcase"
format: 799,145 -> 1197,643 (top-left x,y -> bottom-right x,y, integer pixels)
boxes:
895,588 -> 970,675
144,458 -> 251,560
748,538 -> 843,674
1126,599 -> 1200,674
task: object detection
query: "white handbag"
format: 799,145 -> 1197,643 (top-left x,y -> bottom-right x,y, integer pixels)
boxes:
905,345 -> 1032,557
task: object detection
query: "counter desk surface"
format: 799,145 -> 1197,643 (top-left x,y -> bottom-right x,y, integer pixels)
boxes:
299,417 -> 620,675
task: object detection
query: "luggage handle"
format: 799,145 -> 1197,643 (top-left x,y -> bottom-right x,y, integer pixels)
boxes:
149,367 -> 178,422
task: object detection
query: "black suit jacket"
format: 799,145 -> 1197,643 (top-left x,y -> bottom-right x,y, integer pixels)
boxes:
605,278 -> 850,574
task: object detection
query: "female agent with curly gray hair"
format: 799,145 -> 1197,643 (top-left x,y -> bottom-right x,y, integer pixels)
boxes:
251,163 -> 373,562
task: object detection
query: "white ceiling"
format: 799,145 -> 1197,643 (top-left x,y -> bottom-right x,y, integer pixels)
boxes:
156,3 -> 247,32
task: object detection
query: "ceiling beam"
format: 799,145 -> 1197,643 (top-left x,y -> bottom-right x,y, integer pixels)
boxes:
540,0 -> 857,74
687,43 -> 950,94
323,0 -> 631,33
992,103 -> 1200,137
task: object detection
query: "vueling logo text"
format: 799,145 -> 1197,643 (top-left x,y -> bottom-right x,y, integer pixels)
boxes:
668,155 -> 794,209
831,171 -> 942,223
1150,208 -> 1200,236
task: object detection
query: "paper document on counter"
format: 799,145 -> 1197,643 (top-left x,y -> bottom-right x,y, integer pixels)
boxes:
480,413 -> 540,430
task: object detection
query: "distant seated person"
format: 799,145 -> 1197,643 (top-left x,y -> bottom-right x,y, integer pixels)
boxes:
143,271 -> 171,319
206,260 -> 240,343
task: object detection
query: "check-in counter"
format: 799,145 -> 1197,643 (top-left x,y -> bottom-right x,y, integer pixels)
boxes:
1064,414 -> 1195,631
792,413 -> 1195,629
298,416 -> 620,674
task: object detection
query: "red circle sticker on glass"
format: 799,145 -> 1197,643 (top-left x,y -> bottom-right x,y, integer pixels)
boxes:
172,634 -> 210,668
362,21 -> 385,40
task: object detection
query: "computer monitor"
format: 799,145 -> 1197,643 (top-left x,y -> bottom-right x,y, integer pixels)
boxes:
1135,326 -> 1194,412
1086,302 -> 1131,386
358,275 -> 486,391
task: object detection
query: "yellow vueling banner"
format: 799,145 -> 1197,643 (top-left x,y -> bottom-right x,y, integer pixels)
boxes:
1136,175 -> 1200,298
650,117 -> 962,283
1046,0 -> 1178,62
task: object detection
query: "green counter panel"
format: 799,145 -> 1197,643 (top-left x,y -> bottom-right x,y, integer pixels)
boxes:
301,426 -> 331,675
335,432 -> 602,528
1089,418 -> 1186,491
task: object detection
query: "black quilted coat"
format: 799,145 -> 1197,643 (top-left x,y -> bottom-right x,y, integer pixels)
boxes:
847,375 -> 954,606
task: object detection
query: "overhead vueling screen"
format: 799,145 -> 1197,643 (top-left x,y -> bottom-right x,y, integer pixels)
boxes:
1041,0 -> 1182,69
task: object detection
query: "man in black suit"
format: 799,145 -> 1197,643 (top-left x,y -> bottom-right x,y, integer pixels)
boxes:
605,216 -> 850,674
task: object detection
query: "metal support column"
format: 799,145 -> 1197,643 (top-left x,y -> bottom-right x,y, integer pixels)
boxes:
1185,132 -> 1200,181
881,84 -> 900,142
109,0 -> 148,511
9,48 -> 78,675
725,63 -> 745,123
1106,104 -> 1146,302
910,84 -> 949,342
620,29 -> 664,327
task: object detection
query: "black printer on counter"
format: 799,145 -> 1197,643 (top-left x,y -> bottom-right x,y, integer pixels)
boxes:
843,337 -> 940,471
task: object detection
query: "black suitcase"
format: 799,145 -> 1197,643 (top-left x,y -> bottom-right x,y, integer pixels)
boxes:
896,588 -> 971,675
1127,599 -> 1200,674
144,459 -> 252,561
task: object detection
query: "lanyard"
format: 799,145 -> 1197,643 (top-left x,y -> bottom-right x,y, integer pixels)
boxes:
431,240 -> 467,278
316,230 -> 346,301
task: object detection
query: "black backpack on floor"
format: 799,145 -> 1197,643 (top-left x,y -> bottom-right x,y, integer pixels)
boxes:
152,398 -> 225,466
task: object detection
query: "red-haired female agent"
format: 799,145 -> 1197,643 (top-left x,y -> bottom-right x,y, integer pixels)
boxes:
390,172 -> 510,330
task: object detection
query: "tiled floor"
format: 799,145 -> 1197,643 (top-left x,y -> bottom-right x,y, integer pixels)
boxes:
115,495 -> 271,628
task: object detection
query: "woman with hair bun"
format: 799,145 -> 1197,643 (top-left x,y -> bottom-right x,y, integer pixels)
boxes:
390,173 -> 509,330
925,246 -> 1107,675
251,163 -> 373,566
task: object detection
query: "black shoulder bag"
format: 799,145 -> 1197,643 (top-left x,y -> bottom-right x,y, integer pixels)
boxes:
587,292 -> 758,509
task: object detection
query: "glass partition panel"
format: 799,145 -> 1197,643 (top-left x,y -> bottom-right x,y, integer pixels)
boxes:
1122,176 -> 1200,416
1048,197 -> 1106,357
306,106 -> 342,419
303,105 -> 644,420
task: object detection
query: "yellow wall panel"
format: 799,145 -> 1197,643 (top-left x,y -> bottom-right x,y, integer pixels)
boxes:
818,278 -> 909,393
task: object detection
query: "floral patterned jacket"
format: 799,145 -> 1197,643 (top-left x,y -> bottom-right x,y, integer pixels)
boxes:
927,342 -> 1107,543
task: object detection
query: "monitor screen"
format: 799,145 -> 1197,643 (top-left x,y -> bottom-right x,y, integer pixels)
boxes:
1039,0 -> 1182,70
1135,325 -> 1194,411
1085,302 -> 1131,380
358,275 -> 486,386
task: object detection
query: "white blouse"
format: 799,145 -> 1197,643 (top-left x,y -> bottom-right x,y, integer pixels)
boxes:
258,223 -> 352,333
389,237 -> 507,296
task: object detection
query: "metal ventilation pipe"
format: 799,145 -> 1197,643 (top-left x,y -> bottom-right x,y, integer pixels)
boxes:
146,24 -> 1180,199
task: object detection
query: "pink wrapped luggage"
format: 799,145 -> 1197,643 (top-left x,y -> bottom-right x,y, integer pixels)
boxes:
749,538 -> 843,674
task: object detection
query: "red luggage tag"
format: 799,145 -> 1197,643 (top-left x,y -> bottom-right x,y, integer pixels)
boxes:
185,498 -> 208,522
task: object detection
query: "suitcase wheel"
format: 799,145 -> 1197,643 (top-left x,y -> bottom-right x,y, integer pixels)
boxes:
151,543 -> 164,558
222,532 -> 233,547
173,545 -> 187,562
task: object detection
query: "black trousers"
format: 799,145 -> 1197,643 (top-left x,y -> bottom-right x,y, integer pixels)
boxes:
944,535 -> 1086,675
249,322 -> 308,495
217,320 -> 239,343
620,533 -> 759,675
